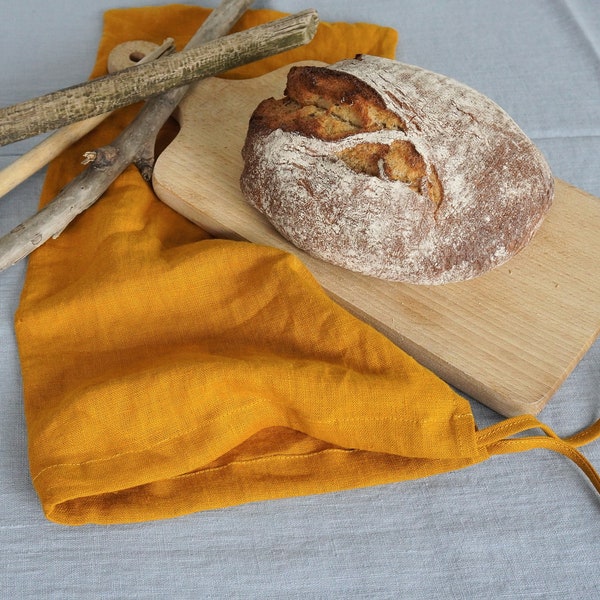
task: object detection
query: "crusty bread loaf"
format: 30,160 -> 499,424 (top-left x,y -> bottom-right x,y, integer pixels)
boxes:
240,55 -> 554,284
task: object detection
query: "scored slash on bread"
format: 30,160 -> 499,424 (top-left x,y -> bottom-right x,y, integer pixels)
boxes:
249,64 -> 441,203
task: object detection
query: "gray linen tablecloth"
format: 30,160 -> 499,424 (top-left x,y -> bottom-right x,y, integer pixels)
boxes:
1,1 -> 599,597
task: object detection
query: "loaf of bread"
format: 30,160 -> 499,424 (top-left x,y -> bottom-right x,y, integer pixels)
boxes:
240,55 -> 554,284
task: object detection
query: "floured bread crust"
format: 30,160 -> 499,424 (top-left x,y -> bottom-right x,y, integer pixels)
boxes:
240,55 -> 554,284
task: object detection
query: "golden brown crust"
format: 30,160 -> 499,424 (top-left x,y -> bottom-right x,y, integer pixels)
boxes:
250,66 -> 406,141
336,140 -> 429,195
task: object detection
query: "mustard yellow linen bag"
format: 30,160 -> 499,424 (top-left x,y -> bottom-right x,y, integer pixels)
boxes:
14,5 -> 600,525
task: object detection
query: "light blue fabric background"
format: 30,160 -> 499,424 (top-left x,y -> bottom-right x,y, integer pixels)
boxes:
1,1 -> 599,597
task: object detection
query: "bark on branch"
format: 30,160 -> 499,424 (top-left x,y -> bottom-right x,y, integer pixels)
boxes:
0,38 -> 175,199
0,7 -> 319,147
0,4 -> 320,273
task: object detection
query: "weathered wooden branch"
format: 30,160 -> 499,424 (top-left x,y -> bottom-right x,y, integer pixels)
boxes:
0,4 -> 319,272
0,38 -> 175,200
0,6 -> 318,147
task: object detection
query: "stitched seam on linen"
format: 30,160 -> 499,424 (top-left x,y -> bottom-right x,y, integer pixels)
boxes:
31,404 -> 473,482
31,399 -> 265,482
172,447 -> 360,479
455,413 -> 474,455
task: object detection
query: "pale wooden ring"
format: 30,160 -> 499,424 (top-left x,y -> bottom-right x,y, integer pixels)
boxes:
107,40 -> 161,74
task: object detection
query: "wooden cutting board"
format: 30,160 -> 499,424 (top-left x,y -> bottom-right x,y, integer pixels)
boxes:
152,61 -> 600,417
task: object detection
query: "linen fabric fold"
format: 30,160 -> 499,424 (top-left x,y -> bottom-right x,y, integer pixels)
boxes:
14,4 -> 600,525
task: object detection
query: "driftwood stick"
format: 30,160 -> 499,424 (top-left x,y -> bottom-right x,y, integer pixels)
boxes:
0,7 -> 318,147
0,6 -> 319,272
0,38 -> 175,200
